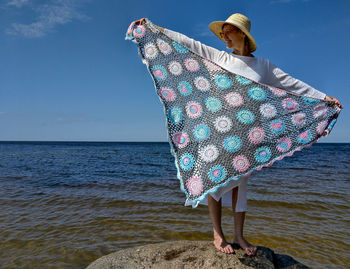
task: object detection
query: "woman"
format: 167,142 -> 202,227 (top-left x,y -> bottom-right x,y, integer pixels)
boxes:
135,13 -> 342,256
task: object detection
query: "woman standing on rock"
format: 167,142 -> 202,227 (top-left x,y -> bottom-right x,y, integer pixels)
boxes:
134,13 -> 342,256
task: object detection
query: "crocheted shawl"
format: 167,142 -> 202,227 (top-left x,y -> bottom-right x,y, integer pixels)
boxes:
125,18 -> 341,208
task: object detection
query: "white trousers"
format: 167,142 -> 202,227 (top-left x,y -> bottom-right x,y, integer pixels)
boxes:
198,175 -> 248,212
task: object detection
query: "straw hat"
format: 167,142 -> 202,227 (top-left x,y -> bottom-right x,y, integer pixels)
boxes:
209,13 -> 257,52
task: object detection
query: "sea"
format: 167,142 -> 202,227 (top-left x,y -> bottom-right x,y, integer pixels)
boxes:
0,141 -> 349,269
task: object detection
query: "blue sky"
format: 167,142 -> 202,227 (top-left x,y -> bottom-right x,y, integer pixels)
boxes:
0,0 -> 349,142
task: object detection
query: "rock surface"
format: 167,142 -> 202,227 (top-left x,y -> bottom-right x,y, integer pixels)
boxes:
86,240 -> 309,269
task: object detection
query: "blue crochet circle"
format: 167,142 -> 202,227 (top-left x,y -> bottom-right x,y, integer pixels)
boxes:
214,75 -> 232,89
177,81 -> 193,96
236,110 -> 255,124
235,75 -> 252,85
208,165 -> 227,183
168,107 -> 183,124
269,118 -> 285,135
205,97 -> 222,112
172,41 -> 188,53
151,65 -> 167,81
223,136 -> 242,152
302,96 -> 320,105
255,146 -> 271,163
193,124 -> 210,141
180,153 -> 195,171
248,87 -> 267,101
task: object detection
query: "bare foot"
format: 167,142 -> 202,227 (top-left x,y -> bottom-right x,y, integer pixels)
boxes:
213,236 -> 235,254
233,237 -> 257,256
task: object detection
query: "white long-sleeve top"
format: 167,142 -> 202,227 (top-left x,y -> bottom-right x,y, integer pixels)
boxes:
163,28 -> 326,211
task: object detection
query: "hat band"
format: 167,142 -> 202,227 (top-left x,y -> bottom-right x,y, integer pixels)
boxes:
226,19 -> 249,33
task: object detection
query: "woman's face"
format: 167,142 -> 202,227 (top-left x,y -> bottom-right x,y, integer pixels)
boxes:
221,24 -> 246,49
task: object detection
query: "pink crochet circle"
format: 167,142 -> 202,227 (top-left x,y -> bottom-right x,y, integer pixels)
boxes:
225,92 -> 243,107
186,102 -> 202,118
184,58 -> 200,72
133,25 -> 146,38
173,132 -> 189,148
292,112 -> 306,126
186,176 -> 203,196
282,98 -> 299,112
159,88 -> 176,102
248,127 -> 265,144
232,155 -> 250,172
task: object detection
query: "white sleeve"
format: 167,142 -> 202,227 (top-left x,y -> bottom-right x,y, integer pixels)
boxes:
163,28 -> 223,64
265,60 -> 326,100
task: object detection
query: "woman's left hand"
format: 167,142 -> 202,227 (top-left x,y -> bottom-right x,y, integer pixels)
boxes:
325,95 -> 343,109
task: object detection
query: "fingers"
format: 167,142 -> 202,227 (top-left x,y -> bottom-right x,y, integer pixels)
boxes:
135,18 -> 146,25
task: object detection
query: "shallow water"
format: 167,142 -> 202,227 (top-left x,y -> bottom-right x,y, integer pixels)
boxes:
0,141 -> 349,268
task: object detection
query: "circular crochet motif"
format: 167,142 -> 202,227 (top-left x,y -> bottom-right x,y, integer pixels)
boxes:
172,41 -> 188,53
205,97 -> 222,112
144,42 -> 158,59
297,130 -> 312,144
276,137 -> 292,153
260,103 -> 277,118
249,87 -> 267,101
282,98 -> 299,112
208,165 -> 227,183
223,136 -> 242,152
168,107 -> 183,124
151,65 -> 167,81
237,110 -> 255,124
248,127 -> 265,144
133,25 -> 146,38
173,132 -> 189,149
193,124 -> 210,141
292,112 -> 306,127
200,144 -> 219,162
194,76 -> 210,91
269,119 -> 285,135
156,38 -> 172,55
186,101 -> 202,118
168,61 -> 183,75
184,58 -> 200,72
180,153 -> 195,171
269,87 -> 287,96
232,155 -> 250,172
302,96 -> 320,105
235,75 -> 252,85
214,116 -> 232,133
316,120 -> 328,135
225,92 -> 244,107
255,146 -> 271,163
214,75 -> 232,89
186,176 -> 203,196
177,81 -> 193,96
313,104 -> 328,119
159,88 -> 176,102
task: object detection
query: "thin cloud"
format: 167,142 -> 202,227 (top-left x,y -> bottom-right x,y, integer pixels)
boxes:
7,0 -> 29,8
5,0 -> 91,38
193,22 -> 214,37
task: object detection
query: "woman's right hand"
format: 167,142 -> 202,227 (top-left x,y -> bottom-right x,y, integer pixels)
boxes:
134,18 -> 146,25
325,95 -> 343,109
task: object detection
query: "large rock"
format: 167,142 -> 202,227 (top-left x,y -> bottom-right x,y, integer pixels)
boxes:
86,240 -> 308,269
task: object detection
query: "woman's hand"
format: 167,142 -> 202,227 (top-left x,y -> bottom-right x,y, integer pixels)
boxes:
134,18 -> 146,25
325,95 -> 343,109
134,18 -> 164,32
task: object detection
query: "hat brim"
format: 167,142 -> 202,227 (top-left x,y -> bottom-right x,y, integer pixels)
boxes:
209,21 -> 257,52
